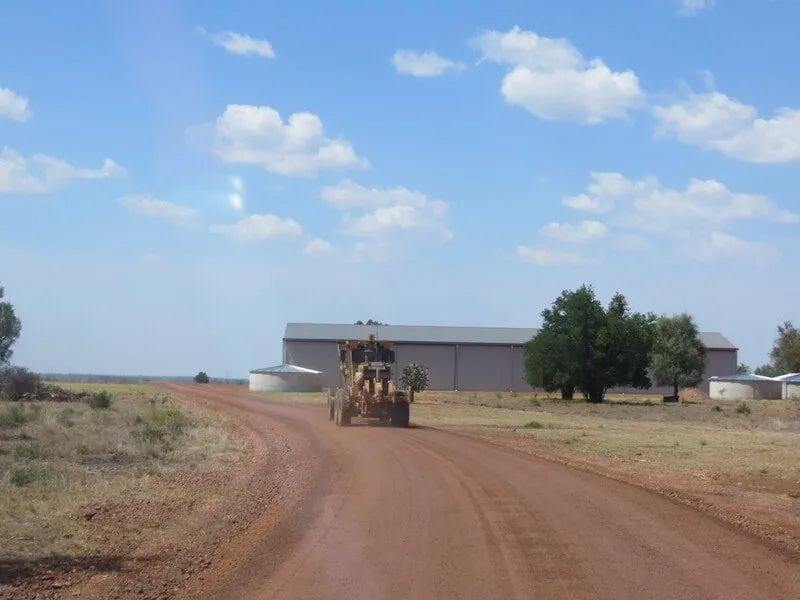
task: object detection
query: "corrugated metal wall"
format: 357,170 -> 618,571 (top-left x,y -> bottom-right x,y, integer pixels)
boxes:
394,343 -> 456,390
282,340 -> 737,393
456,345 -> 513,391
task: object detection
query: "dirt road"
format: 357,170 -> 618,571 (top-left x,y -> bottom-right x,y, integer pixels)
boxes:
167,384 -> 800,600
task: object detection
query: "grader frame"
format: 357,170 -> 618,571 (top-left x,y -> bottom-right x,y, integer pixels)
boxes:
329,336 -> 410,427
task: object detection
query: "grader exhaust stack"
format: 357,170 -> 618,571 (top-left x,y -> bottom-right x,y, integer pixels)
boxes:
329,334 -> 411,427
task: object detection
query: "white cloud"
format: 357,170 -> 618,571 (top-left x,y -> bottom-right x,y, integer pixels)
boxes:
654,91 -> 800,163
473,26 -> 644,123
0,147 -> 124,194
392,50 -> 465,77
226,176 -> 245,211
517,245 -> 583,266
120,194 -> 197,222
207,30 -> 276,59
566,172 -> 798,232
0,88 -> 31,122
321,179 -> 451,238
694,232 -> 776,266
210,104 -> 368,177
679,0 -> 715,16
304,237 -> 334,255
228,193 -> 244,211
540,220 -> 608,243
210,213 -> 303,240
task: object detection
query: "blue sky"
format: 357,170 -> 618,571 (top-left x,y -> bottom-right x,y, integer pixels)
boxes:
1,0 -> 798,376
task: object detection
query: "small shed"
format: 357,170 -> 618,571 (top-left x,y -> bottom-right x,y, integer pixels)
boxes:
249,364 -> 323,393
708,373 -> 782,400
775,373 -> 800,400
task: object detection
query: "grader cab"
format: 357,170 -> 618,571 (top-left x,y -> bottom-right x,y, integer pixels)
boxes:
329,336 -> 410,427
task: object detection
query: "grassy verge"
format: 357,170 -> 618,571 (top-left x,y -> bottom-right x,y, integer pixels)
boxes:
412,391 -> 800,484
0,383 -> 243,565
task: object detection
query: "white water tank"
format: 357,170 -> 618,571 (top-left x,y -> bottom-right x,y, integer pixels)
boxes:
708,373 -> 782,400
249,364 -> 323,392
776,373 -> 800,400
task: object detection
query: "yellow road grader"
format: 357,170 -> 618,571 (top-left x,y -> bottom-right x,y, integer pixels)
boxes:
329,336 -> 410,427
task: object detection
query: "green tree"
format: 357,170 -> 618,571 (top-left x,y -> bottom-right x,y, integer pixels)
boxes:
399,363 -> 429,402
0,285 -> 22,365
767,321 -> 800,374
355,319 -> 385,325
755,363 -> 780,377
194,371 -> 210,384
524,285 -> 655,403
736,363 -> 752,374
652,314 -> 706,400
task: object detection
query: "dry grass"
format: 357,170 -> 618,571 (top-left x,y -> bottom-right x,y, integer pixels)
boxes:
411,391 -> 800,485
0,382 -> 243,562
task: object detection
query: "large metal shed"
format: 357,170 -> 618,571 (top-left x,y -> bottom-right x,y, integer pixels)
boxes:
708,373 -> 782,400
282,323 -> 738,393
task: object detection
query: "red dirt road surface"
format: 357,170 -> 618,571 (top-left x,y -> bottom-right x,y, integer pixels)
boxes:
166,384 -> 800,600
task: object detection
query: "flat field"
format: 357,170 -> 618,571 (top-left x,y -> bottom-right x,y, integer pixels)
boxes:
0,383 -> 245,594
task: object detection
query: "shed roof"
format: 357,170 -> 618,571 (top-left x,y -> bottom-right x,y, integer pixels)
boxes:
250,364 -> 321,374
709,373 -> 777,382
284,323 -> 737,349
775,373 -> 800,382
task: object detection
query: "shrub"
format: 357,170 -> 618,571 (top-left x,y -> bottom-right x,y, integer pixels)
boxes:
735,402 -> 751,415
712,405 -> 723,412
523,420 -> 543,429
10,466 -> 46,487
0,366 -> 41,401
87,391 -> 113,410
58,407 -> 76,427
132,405 -> 191,453
529,397 -> 542,407
194,371 -> 210,384
13,442 -> 47,460
0,403 -> 40,428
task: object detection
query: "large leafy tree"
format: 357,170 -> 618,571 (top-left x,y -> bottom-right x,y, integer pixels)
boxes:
767,321 -> 800,374
524,285 -> 655,403
0,285 -> 22,365
651,314 -> 706,399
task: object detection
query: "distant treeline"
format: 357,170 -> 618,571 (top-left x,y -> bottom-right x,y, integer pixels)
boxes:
40,373 -> 247,385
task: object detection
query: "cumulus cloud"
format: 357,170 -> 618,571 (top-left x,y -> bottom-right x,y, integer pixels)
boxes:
209,104 -> 368,177
472,26 -> 644,123
565,172 -> 797,232
304,237 -> 334,255
540,220 -> 608,243
120,194 -> 197,222
0,87 -> 31,122
559,172 -> 796,263
678,0 -> 715,16
517,246 -> 583,266
210,213 -> 303,240
321,179 -> 451,238
694,231 -> 776,266
653,91 -> 800,163
392,50 -> 465,77
0,147 -> 124,194
206,30 -> 276,59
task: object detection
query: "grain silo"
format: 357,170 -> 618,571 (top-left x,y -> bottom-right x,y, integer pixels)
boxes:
708,373 -> 782,400
249,364 -> 323,392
